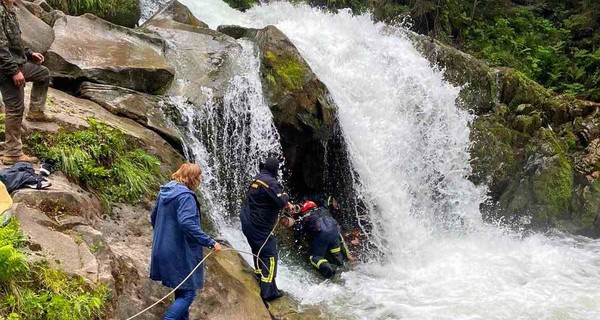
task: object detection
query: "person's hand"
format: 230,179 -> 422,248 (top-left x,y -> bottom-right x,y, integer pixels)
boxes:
212,242 -> 222,252
31,52 -> 45,64
279,216 -> 295,228
12,71 -> 25,87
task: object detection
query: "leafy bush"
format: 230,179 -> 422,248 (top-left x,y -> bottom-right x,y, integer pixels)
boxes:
27,119 -> 162,204
0,219 -> 108,320
46,0 -> 139,27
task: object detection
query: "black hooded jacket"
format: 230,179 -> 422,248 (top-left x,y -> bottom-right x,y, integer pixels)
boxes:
243,166 -> 289,230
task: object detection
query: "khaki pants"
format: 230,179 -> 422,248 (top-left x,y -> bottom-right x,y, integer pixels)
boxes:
0,62 -> 49,157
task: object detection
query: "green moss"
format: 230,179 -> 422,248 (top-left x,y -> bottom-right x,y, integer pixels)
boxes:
264,51 -> 307,92
26,119 -> 162,205
46,0 -> 140,27
513,113 -> 542,135
532,154 -> 574,221
578,180 -> 600,228
0,219 -> 109,319
469,110 -> 529,191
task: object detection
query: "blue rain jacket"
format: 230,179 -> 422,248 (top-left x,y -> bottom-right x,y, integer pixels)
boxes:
150,181 -> 216,290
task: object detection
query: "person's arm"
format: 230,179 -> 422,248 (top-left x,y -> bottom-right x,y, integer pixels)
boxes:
265,181 -> 289,208
24,47 -> 32,60
150,197 -> 160,228
176,194 -> 216,248
0,14 -> 19,77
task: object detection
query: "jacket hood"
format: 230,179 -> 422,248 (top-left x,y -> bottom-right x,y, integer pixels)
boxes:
159,181 -> 195,203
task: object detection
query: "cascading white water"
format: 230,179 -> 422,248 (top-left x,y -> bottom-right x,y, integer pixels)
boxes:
167,1 -> 600,319
166,39 -> 283,249
139,0 -> 170,24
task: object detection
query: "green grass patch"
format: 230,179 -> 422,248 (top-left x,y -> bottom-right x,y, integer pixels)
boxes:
0,219 -> 108,320
46,0 -> 139,27
27,119 -> 162,205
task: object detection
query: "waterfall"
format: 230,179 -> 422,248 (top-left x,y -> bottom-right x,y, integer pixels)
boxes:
154,0 -> 600,318
164,39 -> 283,249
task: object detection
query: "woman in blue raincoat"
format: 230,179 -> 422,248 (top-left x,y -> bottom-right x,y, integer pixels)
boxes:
150,163 -> 222,320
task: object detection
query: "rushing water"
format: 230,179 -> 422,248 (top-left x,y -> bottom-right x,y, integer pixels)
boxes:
163,1 -> 600,319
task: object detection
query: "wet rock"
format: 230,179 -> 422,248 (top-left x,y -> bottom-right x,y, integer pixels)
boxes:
16,1 -> 54,53
217,25 -> 257,39
516,104 -> 535,115
144,0 -> 208,28
253,25 -> 338,192
142,8 -> 240,106
12,202 -> 100,282
79,82 -> 184,154
45,14 -> 174,93
24,86 -> 185,176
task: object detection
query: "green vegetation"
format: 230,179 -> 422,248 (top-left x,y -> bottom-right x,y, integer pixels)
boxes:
46,0 -> 140,27
0,219 -> 108,320
304,0 -> 600,101
27,119 -> 162,205
265,51 -> 307,92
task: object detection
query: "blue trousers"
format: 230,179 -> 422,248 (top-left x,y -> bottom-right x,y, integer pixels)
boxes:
240,211 -> 281,301
163,289 -> 196,320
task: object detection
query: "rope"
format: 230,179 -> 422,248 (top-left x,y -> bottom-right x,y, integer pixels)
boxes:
127,210 -> 285,319
125,247 -> 273,320
125,250 -> 214,320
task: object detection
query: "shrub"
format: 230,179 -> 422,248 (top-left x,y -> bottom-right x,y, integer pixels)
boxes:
0,219 -> 109,320
27,119 -> 162,204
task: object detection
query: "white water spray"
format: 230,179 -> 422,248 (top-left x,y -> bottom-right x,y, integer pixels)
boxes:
167,1 -> 600,319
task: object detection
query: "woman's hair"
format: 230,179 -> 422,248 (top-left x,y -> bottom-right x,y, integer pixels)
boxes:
171,163 -> 202,190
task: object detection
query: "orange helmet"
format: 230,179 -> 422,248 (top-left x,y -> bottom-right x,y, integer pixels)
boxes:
301,201 -> 317,213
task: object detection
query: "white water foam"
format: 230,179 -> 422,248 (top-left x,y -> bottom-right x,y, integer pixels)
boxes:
170,1 -> 600,319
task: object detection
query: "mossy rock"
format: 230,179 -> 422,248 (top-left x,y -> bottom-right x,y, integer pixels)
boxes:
222,0 -> 259,11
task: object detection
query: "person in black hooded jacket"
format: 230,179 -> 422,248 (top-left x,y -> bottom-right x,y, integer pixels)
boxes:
240,157 -> 291,301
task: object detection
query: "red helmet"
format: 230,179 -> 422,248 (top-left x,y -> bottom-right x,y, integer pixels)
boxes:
301,201 -> 317,213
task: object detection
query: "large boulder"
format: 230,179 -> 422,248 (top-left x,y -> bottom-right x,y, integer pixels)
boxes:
79,82 -> 184,154
16,0 -> 54,53
24,86 -> 185,176
142,5 -> 240,106
45,14 -> 174,93
219,25 -> 338,193
144,0 -> 208,29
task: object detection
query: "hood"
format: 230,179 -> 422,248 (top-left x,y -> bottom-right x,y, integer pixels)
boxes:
262,157 -> 280,177
159,180 -> 195,203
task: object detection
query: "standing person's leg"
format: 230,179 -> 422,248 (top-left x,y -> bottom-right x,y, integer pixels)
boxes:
0,74 -> 37,164
163,289 -> 195,320
258,235 -> 282,301
240,212 -> 263,281
22,62 -> 53,122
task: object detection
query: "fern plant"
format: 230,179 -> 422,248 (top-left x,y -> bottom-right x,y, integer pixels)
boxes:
27,119 -> 163,205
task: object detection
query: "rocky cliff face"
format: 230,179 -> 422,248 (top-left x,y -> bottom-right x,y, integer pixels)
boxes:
408,30 -> 600,236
